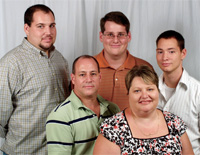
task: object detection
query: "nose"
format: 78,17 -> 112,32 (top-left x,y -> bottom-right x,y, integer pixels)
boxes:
85,75 -> 92,82
141,90 -> 148,98
45,26 -> 51,34
162,51 -> 168,60
113,35 -> 119,43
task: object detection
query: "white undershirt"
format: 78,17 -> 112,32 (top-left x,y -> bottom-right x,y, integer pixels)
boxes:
164,83 -> 175,102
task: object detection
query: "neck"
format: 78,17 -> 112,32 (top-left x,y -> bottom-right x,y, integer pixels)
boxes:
131,108 -> 158,121
80,96 -> 100,117
104,50 -> 127,69
163,68 -> 183,88
131,109 -> 160,138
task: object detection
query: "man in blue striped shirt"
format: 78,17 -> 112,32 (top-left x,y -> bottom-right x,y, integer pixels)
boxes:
46,55 -> 120,155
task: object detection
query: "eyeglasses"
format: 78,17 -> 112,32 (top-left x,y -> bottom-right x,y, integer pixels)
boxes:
103,33 -> 128,40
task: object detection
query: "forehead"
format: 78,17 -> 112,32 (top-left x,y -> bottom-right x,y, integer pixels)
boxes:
104,21 -> 126,32
131,76 -> 154,86
32,10 -> 55,23
157,38 -> 178,47
75,58 -> 98,72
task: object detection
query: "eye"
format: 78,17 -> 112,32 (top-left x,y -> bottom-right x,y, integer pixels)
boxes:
37,25 -> 44,29
169,51 -> 175,54
107,33 -> 114,37
157,51 -> 163,54
118,33 -> 125,37
79,73 -> 85,77
50,24 -> 56,28
134,90 -> 140,93
147,88 -> 154,91
91,72 -> 97,76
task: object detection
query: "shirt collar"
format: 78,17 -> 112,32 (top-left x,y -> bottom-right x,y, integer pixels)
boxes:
69,90 -> 109,110
22,37 -> 55,58
97,49 -> 135,70
159,68 -> 188,90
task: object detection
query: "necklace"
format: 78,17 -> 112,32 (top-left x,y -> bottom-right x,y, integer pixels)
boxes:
133,111 -> 160,138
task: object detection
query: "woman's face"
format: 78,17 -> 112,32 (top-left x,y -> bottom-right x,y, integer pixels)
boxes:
128,76 -> 159,114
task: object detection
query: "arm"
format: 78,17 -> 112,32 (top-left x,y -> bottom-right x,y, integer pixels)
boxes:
181,132 -> 194,155
93,134 -> 120,155
0,59 -> 17,138
46,111 -> 73,155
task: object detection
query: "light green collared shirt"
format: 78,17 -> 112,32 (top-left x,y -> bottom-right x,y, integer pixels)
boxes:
46,90 -> 120,155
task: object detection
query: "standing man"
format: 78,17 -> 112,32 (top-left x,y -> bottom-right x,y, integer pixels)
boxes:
95,11 -> 152,110
156,30 -> 200,154
46,55 -> 120,155
0,4 -> 70,154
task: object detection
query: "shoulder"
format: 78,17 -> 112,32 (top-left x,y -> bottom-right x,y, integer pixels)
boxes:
128,54 -> 153,68
163,111 -> 187,135
101,111 -> 124,128
98,95 -> 120,113
47,98 -> 73,122
53,49 -> 69,63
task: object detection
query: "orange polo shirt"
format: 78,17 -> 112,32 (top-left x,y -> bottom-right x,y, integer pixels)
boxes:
94,50 -> 153,110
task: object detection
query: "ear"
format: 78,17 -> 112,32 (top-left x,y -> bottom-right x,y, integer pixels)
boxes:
24,24 -> 30,36
99,31 -> 104,42
99,72 -> 102,82
181,48 -> 187,60
71,73 -> 75,85
127,31 -> 131,42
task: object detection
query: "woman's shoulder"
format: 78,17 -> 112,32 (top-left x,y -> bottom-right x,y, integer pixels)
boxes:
162,111 -> 187,135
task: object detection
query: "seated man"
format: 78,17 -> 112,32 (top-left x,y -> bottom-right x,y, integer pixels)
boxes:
46,55 -> 120,155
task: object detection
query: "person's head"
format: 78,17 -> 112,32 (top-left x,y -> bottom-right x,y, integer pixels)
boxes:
100,11 -> 130,34
99,11 -> 131,59
71,55 -> 101,99
125,65 -> 159,112
24,4 -> 56,54
156,30 -> 187,74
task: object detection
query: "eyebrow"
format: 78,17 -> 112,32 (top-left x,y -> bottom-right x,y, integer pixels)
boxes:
156,47 -> 175,50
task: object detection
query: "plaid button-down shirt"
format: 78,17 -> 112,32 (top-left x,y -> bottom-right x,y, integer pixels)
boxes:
0,38 -> 70,154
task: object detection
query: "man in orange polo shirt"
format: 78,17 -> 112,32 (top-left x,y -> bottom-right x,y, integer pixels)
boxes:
94,11 -> 152,110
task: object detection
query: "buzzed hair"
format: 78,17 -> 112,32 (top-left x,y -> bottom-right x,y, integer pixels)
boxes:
72,55 -> 100,74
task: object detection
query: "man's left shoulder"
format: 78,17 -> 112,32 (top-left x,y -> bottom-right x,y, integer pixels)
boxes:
98,95 -> 120,113
129,54 -> 152,68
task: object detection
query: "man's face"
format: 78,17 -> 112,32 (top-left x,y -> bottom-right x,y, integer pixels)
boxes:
99,21 -> 131,58
24,10 -> 56,53
156,38 -> 186,74
71,58 -> 101,99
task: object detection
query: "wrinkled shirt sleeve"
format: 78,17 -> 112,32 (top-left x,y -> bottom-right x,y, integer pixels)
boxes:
0,57 -> 19,138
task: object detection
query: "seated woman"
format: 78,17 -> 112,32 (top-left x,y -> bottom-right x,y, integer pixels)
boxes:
93,65 -> 193,155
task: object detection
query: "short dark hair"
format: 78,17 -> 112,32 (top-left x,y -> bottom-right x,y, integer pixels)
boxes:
24,4 -> 55,26
100,11 -> 130,33
156,30 -> 185,51
72,55 -> 100,74
125,65 -> 159,94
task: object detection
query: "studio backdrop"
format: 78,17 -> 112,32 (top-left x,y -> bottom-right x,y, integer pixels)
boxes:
0,0 -> 200,153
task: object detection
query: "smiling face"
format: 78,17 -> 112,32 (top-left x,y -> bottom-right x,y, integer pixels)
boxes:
99,21 -> 131,58
24,10 -> 56,53
156,38 -> 186,75
129,77 -> 159,114
71,58 -> 101,99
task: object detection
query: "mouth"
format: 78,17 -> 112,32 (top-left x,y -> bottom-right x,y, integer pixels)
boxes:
83,85 -> 94,88
161,63 -> 170,67
110,44 -> 121,48
139,100 -> 152,105
42,36 -> 53,42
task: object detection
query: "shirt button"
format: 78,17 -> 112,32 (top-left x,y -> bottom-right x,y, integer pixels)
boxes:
115,78 -> 118,81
